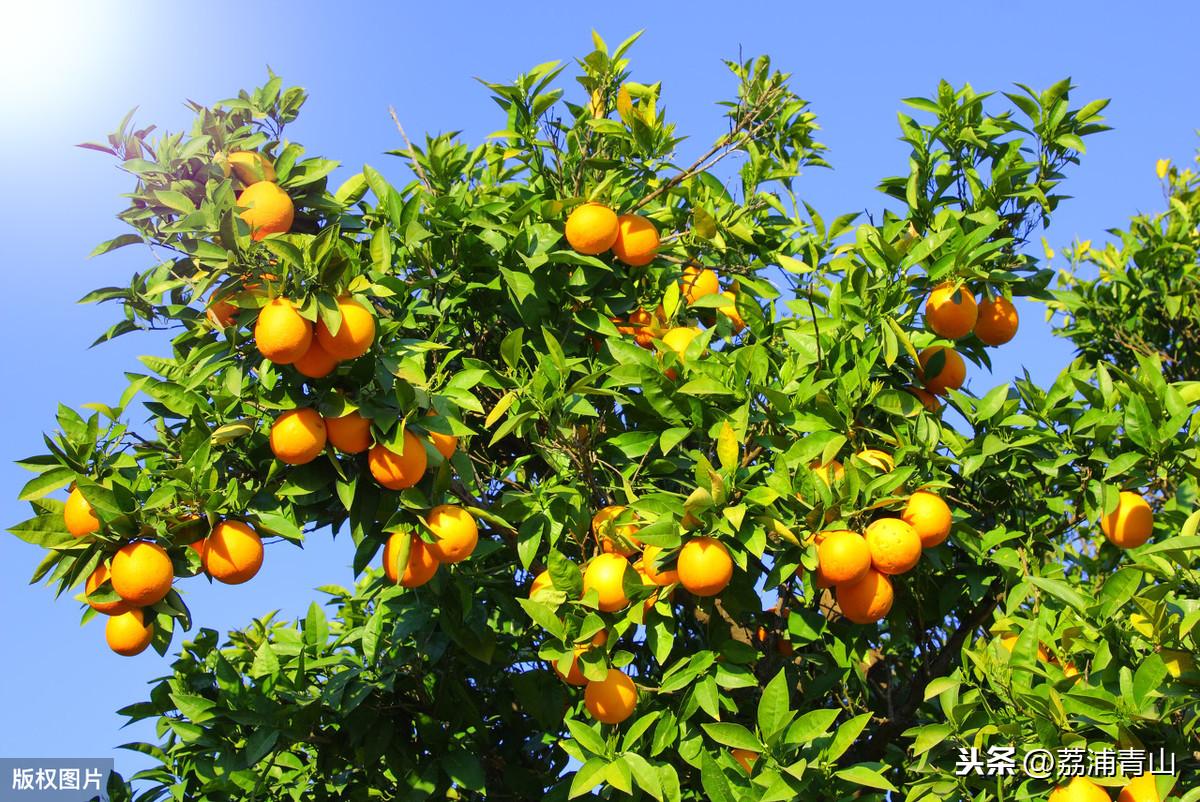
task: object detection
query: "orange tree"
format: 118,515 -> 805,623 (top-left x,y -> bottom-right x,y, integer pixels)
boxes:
9,32 -> 1199,801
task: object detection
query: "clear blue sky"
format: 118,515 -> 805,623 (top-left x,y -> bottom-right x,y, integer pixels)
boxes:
1,0 -> 1196,779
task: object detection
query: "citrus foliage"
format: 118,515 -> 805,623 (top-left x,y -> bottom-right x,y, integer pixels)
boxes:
9,33 -> 1199,801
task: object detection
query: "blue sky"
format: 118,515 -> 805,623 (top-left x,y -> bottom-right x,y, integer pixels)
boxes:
1,0 -> 1197,780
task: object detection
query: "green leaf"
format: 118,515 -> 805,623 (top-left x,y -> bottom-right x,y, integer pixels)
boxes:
1028,575 -> 1092,615
567,720 -> 610,758
822,713 -> 870,762
699,750 -> 734,802
569,757 -> 608,799
716,421 -> 738,473
833,765 -> 896,792
784,708 -> 838,745
757,668 -> 791,741
701,723 -> 761,752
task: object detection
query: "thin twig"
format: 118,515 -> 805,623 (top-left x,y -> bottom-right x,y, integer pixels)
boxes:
388,106 -> 432,191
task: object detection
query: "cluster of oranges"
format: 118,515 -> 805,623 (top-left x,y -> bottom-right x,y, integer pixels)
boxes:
64,489 -> 265,656
1048,773 -> 1163,802
564,202 -> 744,380
914,282 -> 1021,403
802,449 -> 953,624
526,505 -> 737,724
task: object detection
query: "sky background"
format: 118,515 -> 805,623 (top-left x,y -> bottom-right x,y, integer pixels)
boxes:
1,0 -> 1197,783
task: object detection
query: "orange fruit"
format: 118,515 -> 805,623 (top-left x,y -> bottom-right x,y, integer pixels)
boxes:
1117,772 -> 1161,802
716,291 -> 746,332
974,294 -> 1019,346
1100,491 -> 1154,548
206,297 -> 237,329
1048,777 -> 1112,802
864,518 -> 922,575
315,296 -> 376,360
583,553 -> 631,612
368,431 -> 428,490
998,632 -> 1052,662
425,505 -> 478,564
325,411 -> 372,454
811,562 -> 836,589
584,668 -> 638,724
64,487 -> 101,538
659,326 -> 701,379
270,408 -> 328,465
254,298 -> 313,365
110,541 -> 174,607
226,151 -> 276,184
425,411 -> 458,460
203,520 -> 264,585
293,339 -> 339,378
383,532 -> 440,588
680,266 -> 719,304
641,545 -> 679,586
924,282 -> 978,339
902,491 -> 952,548
529,569 -> 554,597
855,449 -> 894,472
106,609 -> 154,657
85,563 -> 132,615
557,631 -> 609,686
627,308 -> 660,348
904,385 -> 941,412
835,569 -> 894,624
633,561 -> 660,612
565,202 -> 619,255
816,530 -> 872,585
592,505 -> 641,556
918,345 -> 966,395
676,537 -> 733,597
612,214 -> 659,266
731,748 -> 759,774
237,181 -> 294,240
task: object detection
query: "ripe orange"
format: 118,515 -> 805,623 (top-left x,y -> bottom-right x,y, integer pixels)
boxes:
641,544 -> 679,586
627,308 -> 661,348
1117,772 -> 1161,802
593,505 -> 641,556
293,339 -> 339,379
902,491 -> 952,548
584,668 -> 638,724
315,296 -> 376,360
368,431 -> 428,490
565,202 -> 619,254
206,297 -> 237,329
855,449 -> 894,472
924,282 -> 978,339
270,408 -> 328,465
325,411 -> 372,454
676,537 -> 733,597
583,553 -> 631,611
237,181 -> 294,240
731,748 -> 759,774
64,487 -> 100,538
1048,777 -> 1112,802
425,411 -> 458,460
383,532 -> 440,588
974,294 -> 1019,346
918,345 -> 966,395
106,609 -> 154,657
612,214 -> 659,266
634,561 -> 660,612
816,530 -> 872,585
904,385 -> 941,412
425,505 -> 478,563
680,266 -> 719,304
85,564 -> 132,615
226,151 -> 276,184
659,326 -> 701,379
716,291 -> 746,332
530,569 -> 554,597
203,520 -> 264,585
557,631 -> 609,685
110,541 -> 174,607
864,518 -> 923,575
254,298 -> 313,365
835,569 -> 894,624
1100,491 -> 1154,548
